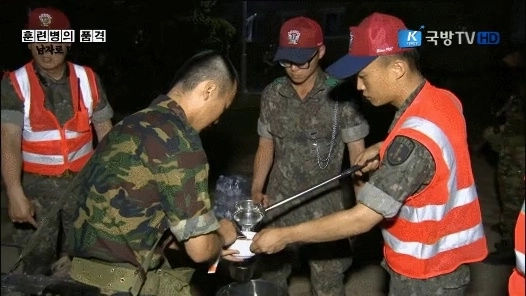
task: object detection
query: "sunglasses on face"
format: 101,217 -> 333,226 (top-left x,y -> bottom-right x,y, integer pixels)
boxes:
279,50 -> 319,69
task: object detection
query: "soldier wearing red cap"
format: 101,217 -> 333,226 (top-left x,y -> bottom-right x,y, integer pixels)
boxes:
250,16 -> 369,295
251,12 -> 488,295
1,7 -> 114,276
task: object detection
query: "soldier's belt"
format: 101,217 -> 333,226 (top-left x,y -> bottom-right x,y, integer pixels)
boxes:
70,257 -> 194,295
70,257 -> 156,294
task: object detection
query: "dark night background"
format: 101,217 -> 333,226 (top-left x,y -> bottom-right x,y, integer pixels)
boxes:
1,0 -> 523,181
0,1 -> 522,108
0,0 -> 525,294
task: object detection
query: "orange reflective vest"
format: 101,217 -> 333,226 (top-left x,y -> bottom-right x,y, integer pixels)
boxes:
8,62 -> 99,176
509,202 -> 525,296
379,81 -> 488,279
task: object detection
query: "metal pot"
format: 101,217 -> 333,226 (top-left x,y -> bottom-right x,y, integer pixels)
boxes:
228,256 -> 257,282
216,279 -> 288,296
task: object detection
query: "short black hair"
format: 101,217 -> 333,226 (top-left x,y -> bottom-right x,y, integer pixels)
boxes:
171,50 -> 239,96
380,48 -> 420,71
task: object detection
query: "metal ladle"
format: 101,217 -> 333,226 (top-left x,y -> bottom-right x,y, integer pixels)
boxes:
232,155 -> 380,229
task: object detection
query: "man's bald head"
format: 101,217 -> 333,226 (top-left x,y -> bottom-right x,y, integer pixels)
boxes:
170,50 -> 238,98
167,51 -> 239,131
379,48 -> 420,72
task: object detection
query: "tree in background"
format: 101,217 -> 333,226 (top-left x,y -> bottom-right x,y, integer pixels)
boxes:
175,0 -> 236,55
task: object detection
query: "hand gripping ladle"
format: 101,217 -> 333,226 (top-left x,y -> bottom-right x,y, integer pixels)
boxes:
232,155 -> 380,230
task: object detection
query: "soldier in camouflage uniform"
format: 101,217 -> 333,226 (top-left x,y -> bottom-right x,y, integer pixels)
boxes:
252,13 -> 488,296
69,51 -> 239,296
251,17 -> 369,295
484,48 -> 525,264
0,8 -> 114,276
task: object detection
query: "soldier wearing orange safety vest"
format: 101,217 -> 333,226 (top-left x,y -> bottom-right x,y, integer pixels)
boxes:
509,201 -> 525,296
0,7 -> 113,276
250,13 -> 488,295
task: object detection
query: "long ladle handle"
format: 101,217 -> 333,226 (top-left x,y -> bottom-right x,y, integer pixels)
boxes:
264,155 -> 380,212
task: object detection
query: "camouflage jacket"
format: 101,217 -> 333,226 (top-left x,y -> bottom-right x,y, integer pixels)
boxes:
501,95 -> 525,145
1,61 -> 113,128
485,95 -> 525,151
71,95 -> 219,269
257,70 -> 369,220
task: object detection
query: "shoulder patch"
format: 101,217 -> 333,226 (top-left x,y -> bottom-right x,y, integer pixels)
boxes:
325,76 -> 341,87
386,136 -> 416,166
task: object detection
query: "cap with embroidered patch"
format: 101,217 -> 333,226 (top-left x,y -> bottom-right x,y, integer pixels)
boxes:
273,16 -> 324,64
327,12 -> 410,79
26,7 -> 71,30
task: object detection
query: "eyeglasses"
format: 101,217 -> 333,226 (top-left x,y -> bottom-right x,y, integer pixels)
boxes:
279,50 -> 319,69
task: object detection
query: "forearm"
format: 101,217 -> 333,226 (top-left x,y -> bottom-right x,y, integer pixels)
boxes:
177,217 -> 224,263
348,139 -> 365,164
216,219 -> 237,247
286,204 -> 381,244
208,233 -> 224,259
251,138 -> 274,194
215,228 -> 228,247
373,141 -> 384,150
93,120 -> 113,141
185,233 -> 223,263
1,126 -> 23,193
348,140 -> 366,192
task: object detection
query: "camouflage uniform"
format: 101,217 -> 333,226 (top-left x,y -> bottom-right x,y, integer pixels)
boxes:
0,63 -> 113,275
358,82 -> 471,295
70,95 -> 219,295
257,70 -> 369,295
488,95 -> 525,245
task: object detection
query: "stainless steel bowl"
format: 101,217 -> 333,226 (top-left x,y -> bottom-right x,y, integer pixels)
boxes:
216,279 -> 288,296
228,259 -> 256,282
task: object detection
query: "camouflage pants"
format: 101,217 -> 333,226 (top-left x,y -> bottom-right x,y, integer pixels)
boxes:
257,189 -> 352,296
496,146 -> 525,242
257,240 -> 352,296
12,172 -> 77,275
383,261 -> 470,296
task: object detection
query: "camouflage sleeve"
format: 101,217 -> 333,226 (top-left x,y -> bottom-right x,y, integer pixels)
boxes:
154,149 -> 220,242
0,76 -> 24,127
339,100 -> 369,143
257,86 -> 273,139
357,136 -> 435,218
91,73 -> 114,124
503,97 -> 524,136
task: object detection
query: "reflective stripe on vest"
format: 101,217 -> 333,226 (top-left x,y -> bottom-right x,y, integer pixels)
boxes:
515,244 -> 526,276
72,64 -> 95,116
22,141 -> 92,166
12,63 -> 96,174
382,116 -> 484,259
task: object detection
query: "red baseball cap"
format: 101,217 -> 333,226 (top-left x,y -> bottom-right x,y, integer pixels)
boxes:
26,7 -> 71,30
327,13 -> 410,79
273,17 -> 324,64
